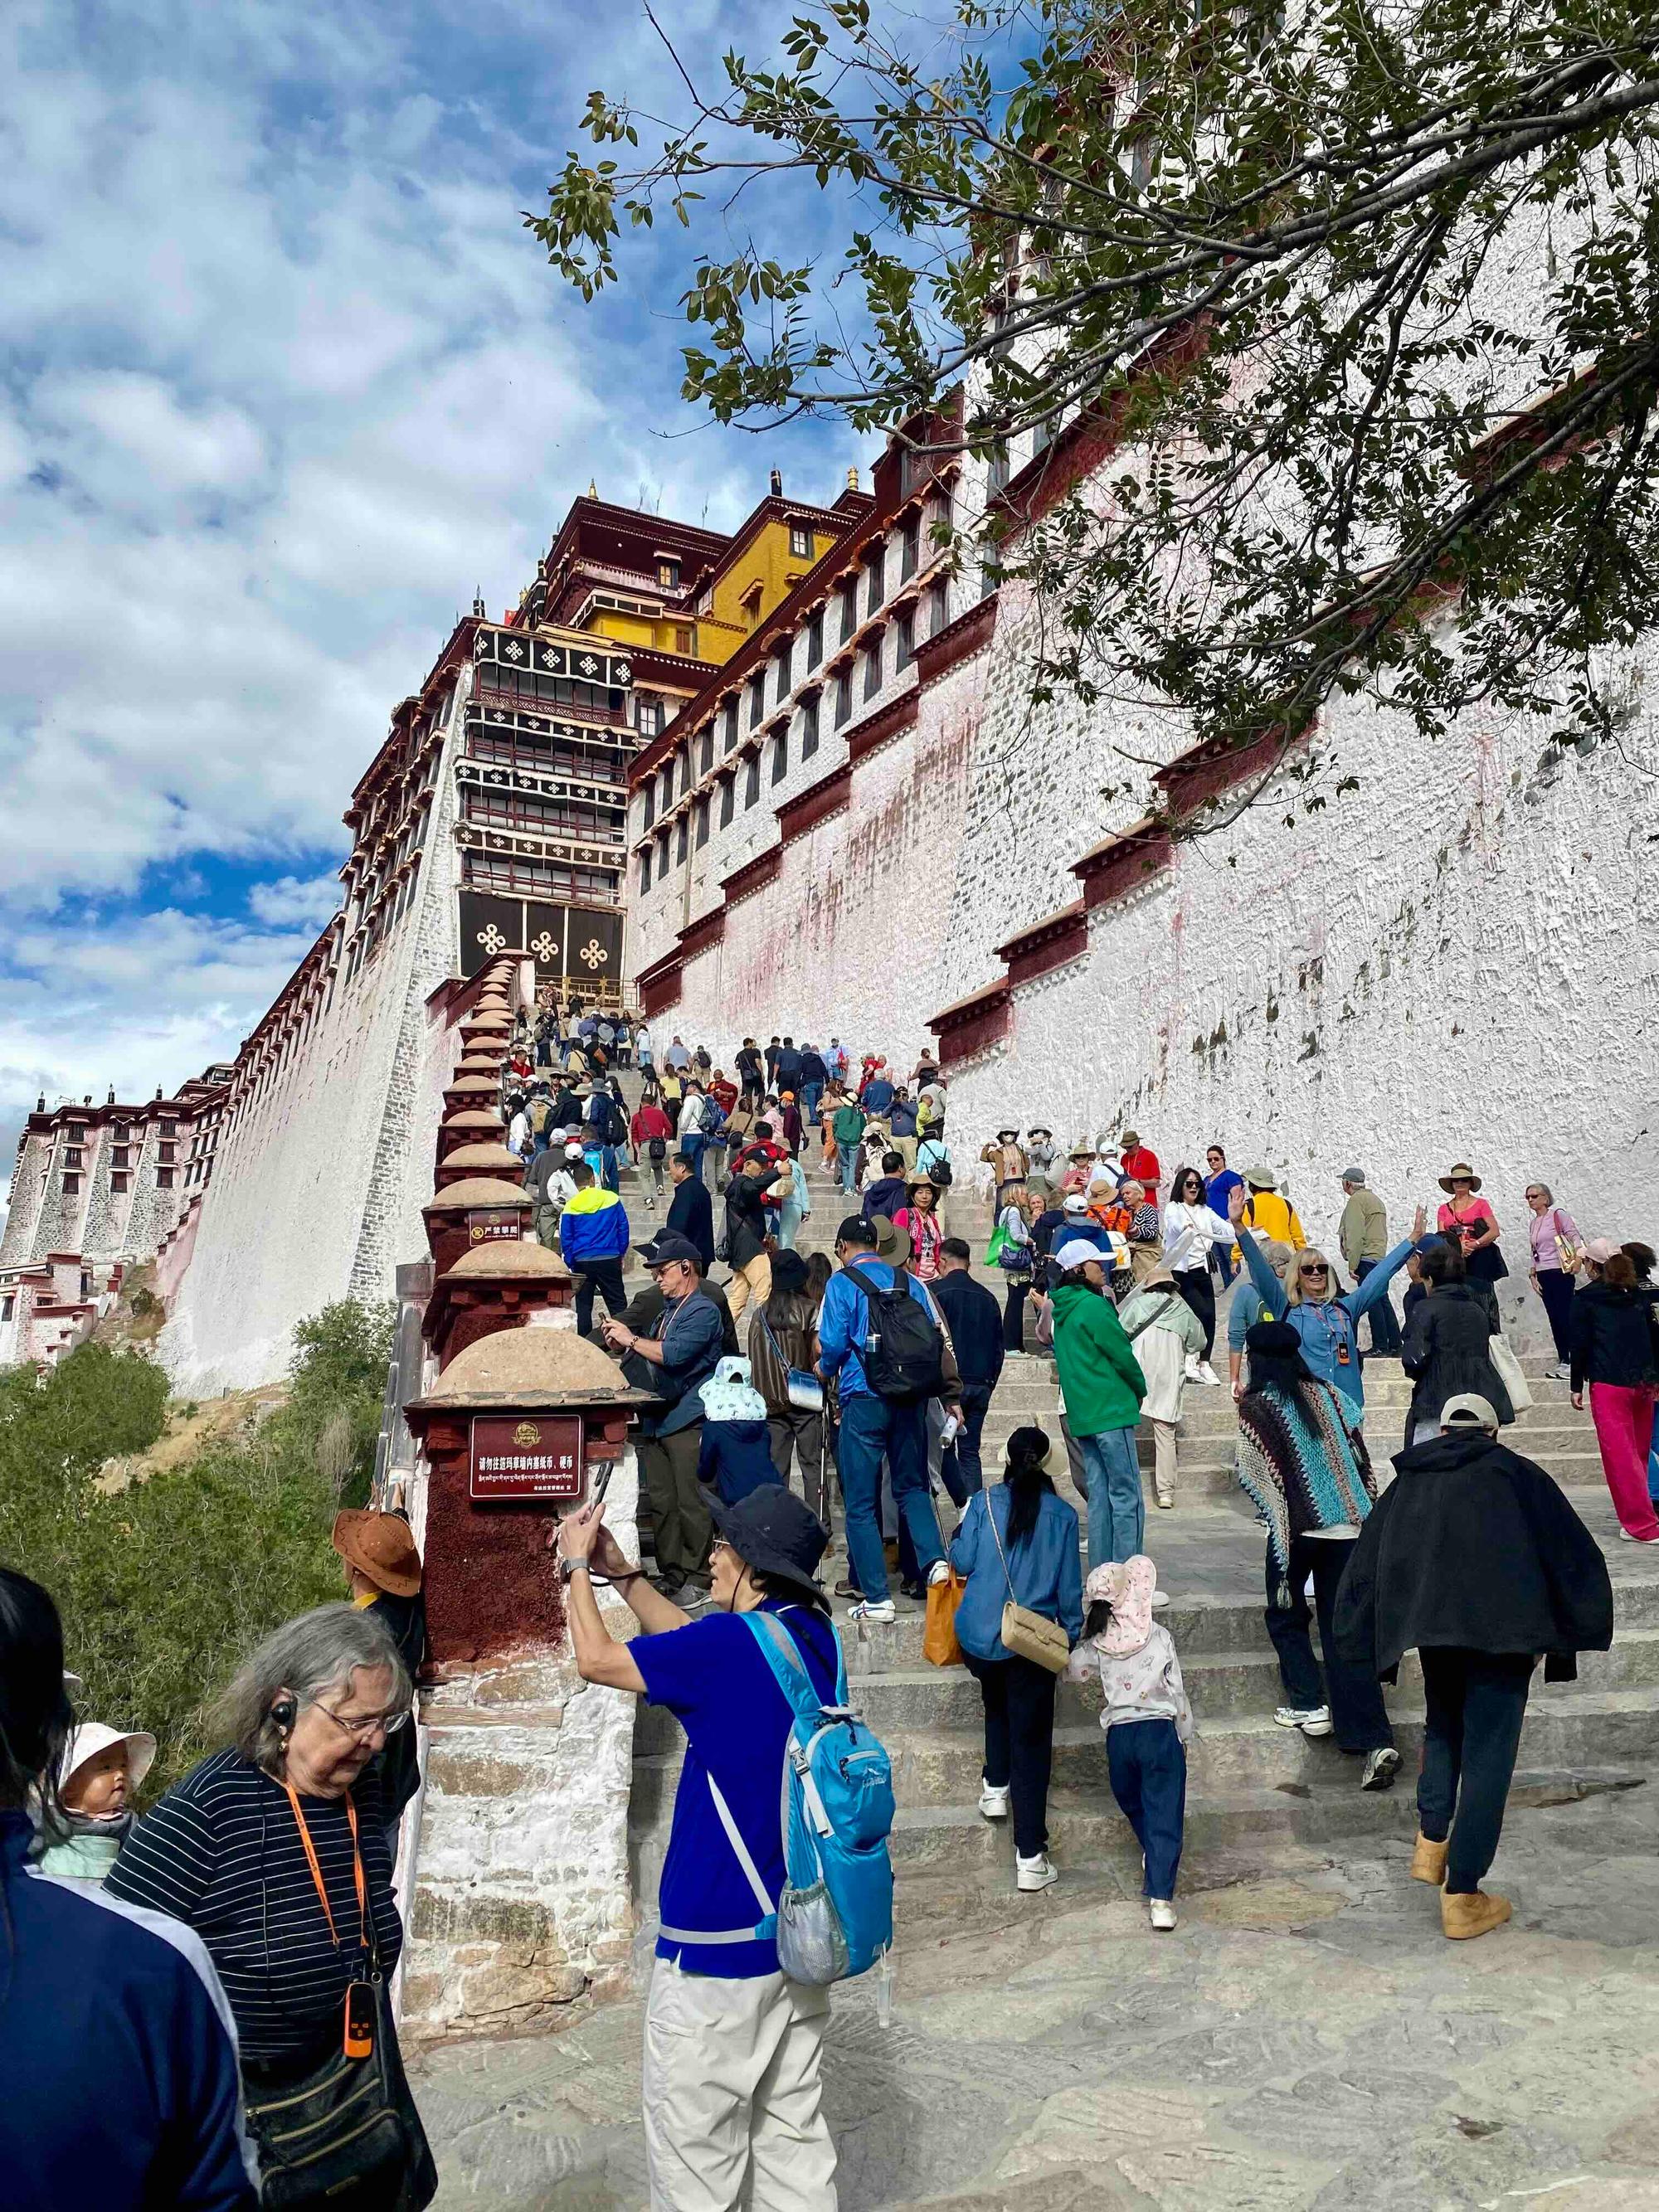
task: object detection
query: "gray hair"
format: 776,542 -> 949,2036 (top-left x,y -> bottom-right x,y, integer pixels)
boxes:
210,1602 -> 411,1771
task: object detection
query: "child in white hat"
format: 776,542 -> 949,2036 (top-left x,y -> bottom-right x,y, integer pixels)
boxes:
35,1722 -> 156,1886
1068,1557 -> 1192,1930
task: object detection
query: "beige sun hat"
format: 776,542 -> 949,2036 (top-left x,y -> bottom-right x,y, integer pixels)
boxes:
59,1721 -> 157,1796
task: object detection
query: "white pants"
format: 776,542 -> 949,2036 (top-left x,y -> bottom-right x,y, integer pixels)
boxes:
643,1958 -> 837,2210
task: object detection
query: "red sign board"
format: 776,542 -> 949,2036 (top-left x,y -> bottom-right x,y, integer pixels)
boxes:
469,1414 -> 585,1501
467,1209 -> 523,1245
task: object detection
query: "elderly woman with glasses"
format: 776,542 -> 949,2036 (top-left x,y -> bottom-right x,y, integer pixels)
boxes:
105,1603 -> 432,2197
1227,1184 -> 1425,1416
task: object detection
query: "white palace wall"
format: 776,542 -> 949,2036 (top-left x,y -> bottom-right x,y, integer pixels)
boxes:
161,725 -> 468,1392
654,561 -> 1659,1320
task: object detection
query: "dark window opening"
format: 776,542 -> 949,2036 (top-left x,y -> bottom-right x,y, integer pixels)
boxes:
802,693 -> 820,758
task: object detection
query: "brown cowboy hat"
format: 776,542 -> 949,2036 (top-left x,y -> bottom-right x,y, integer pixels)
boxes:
905,1175 -> 939,1198
331,1509 -> 422,1597
1438,1162 -> 1483,1193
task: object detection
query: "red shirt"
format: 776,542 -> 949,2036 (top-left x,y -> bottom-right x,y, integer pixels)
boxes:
631,1104 -> 673,1146
709,1079 -> 738,1115
1121,1145 -> 1160,1194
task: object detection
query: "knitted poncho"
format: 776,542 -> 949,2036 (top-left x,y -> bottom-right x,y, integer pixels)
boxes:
1235,1378 -> 1377,1593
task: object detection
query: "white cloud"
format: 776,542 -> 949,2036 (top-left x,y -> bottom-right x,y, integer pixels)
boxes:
0,0 -> 865,1155
247,873 -> 341,930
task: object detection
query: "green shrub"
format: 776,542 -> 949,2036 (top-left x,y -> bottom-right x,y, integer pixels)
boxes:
0,1301 -> 397,1791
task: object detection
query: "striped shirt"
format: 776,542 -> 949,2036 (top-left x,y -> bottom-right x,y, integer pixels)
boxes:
105,1749 -> 401,2064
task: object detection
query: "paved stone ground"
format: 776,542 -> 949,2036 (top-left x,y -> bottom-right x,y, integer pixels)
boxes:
412,1774 -> 1659,2209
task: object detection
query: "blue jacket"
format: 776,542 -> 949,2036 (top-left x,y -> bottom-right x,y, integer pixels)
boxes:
698,1420 -> 781,1504
862,1079 -> 895,1115
559,1184 -> 630,1268
818,1259 -> 941,1400
861,1174 -> 907,1223
950,1485 -> 1083,1661
1239,1228 -> 1413,1407
888,1100 -> 917,1138
0,1809 -> 258,2210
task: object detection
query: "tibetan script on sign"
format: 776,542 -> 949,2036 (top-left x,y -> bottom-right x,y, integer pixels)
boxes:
469,1414 -> 585,1500
467,1209 -> 523,1245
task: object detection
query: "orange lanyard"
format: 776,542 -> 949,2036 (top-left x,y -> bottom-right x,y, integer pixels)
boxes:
285,1783 -> 367,1960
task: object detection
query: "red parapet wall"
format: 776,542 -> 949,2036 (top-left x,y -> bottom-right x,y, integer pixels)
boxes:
913,596 -> 998,686
1155,725 -> 1306,819
777,764 -> 854,843
720,846 -> 784,907
996,899 -> 1090,989
641,966 -> 684,1017
678,907 -> 727,961
1071,819 -> 1175,910
929,981 -> 1012,1070
846,690 -> 920,766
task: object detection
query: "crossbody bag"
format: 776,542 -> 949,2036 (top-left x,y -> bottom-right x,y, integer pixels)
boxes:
760,1310 -> 825,1412
984,1494 -> 1070,1675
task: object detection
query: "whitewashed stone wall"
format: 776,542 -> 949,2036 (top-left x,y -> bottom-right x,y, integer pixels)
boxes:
654,550 -> 1659,1342
162,701 -> 473,1392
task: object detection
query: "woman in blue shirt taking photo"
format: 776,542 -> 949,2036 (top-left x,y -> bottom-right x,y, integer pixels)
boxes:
950,1426 -> 1083,1896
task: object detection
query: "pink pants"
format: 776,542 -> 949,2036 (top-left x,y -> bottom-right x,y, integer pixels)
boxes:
1590,1382 -> 1659,1539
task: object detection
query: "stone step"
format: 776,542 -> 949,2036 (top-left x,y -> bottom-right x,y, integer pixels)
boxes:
873,1686 -> 1659,1800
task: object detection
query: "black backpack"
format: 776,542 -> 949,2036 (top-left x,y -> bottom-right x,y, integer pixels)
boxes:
844,1264 -> 946,1403
606,1098 -> 630,1147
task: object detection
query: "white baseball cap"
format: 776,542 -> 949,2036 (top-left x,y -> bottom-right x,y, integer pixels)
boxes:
1053,1238 -> 1107,1272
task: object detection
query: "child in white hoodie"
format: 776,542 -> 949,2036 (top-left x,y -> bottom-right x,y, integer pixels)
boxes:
1068,1555 -> 1193,1929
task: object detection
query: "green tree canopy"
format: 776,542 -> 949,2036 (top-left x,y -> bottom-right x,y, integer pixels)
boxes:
534,0 -> 1659,814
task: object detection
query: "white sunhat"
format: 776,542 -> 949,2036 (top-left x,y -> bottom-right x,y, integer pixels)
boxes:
59,1720 -> 157,1796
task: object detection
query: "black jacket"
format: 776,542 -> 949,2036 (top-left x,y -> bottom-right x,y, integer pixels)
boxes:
1569,1279 -> 1659,1393
799,1052 -> 828,1086
1334,1430 -> 1613,1682
724,1169 -> 786,1270
552,1086 -> 585,1126
1401,1283 -> 1513,1434
666,1177 -> 716,1271
932,1268 -> 1006,1393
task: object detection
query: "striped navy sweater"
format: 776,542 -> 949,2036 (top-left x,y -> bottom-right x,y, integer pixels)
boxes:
105,1749 -> 402,2064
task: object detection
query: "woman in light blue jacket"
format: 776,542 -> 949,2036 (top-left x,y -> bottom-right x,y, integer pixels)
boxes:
1228,1184 -> 1424,1413
950,1425 -> 1083,1894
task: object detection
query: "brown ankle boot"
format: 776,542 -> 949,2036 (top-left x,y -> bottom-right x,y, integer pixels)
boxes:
1409,1832 -> 1449,1885
1441,1889 -> 1512,1940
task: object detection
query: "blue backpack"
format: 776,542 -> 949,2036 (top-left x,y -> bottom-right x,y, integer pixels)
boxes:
676,1612 -> 894,1985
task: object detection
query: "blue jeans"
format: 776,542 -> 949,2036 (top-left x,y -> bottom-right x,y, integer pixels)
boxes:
801,1081 -> 823,1126
1077,1427 -> 1143,1570
681,1132 -> 707,1184
838,1393 -> 942,1603
1107,1719 -> 1186,1898
837,1141 -> 860,1195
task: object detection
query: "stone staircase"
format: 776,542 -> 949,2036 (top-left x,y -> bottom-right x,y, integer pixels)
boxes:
599,1112 -> 1659,1936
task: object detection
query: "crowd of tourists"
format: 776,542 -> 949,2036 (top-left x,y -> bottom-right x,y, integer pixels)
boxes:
7,1001 -> 1653,2212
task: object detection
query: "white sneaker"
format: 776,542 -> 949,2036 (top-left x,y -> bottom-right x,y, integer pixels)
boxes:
849,1598 -> 896,1624
1275,1704 -> 1333,1736
927,1558 -> 951,1587
1550,1361 -> 1571,1380
1194,1360 -> 1221,1387
1016,1851 -> 1058,1893
1183,1356 -> 1204,1383
1618,1529 -> 1659,1544
1148,1899 -> 1177,1932
978,1782 -> 1011,1820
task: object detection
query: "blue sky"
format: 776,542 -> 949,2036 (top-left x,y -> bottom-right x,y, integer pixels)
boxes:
0,0 -> 870,1165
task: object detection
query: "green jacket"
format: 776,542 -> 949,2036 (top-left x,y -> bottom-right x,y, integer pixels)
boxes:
832,1103 -> 867,1146
1051,1281 -> 1146,1437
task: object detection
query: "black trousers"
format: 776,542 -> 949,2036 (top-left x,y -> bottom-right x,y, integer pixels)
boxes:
1263,1536 -> 1394,1753
1003,1276 -> 1032,1351
1535,1267 -> 1576,1363
574,1260 -> 627,1337
1355,1259 -> 1404,1354
1171,1266 -> 1215,1359
1418,1647 -> 1534,1893
964,1651 -> 1057,1858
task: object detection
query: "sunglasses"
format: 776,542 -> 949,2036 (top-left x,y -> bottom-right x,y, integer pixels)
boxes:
1299,1263 -> 1330,1276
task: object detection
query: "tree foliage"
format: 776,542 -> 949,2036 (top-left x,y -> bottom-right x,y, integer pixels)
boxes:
533,0 -> 1659,809
0,1302 -> 397,1791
